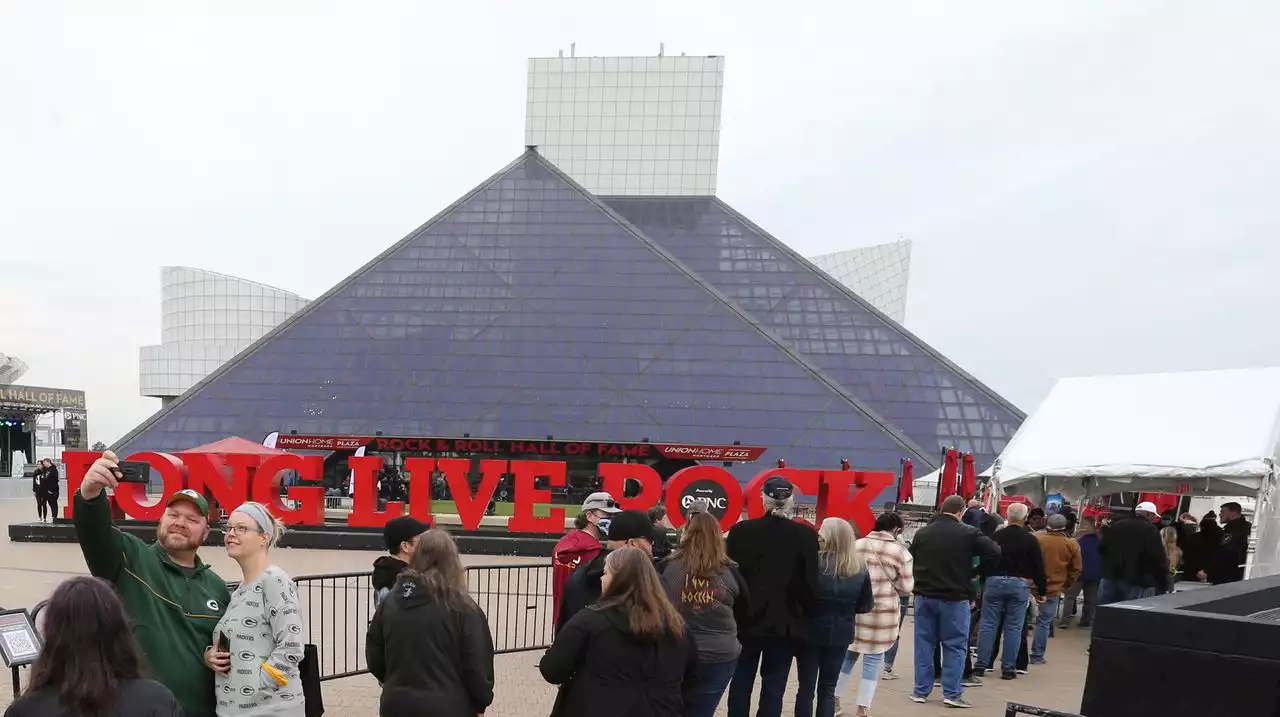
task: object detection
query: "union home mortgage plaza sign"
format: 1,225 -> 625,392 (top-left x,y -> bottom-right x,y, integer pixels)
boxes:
274,433 -> 767,462
61,451 -> 893,535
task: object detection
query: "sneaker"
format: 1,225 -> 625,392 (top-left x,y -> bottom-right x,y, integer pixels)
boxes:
834,696 -> 843,716
962,675 -> 983,687
909,694 -> 928,704
881,666 -> 900,681
1016,668 -> 1029,675
1001,670 -> 1017,680
943,697 -> 973,709
1029,658 -> 1046,665
970,668 -> 987,678
934,679 -> 942,687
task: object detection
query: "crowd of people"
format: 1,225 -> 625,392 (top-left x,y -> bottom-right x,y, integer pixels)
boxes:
5,453 -> 1258,717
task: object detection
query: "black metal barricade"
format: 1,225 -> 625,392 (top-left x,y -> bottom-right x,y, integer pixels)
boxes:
292,563 -> 553,682
465,563 -> 554,655
8,564 -> 552,693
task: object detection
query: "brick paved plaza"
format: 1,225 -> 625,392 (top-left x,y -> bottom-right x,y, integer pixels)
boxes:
0,499 -> 1090,715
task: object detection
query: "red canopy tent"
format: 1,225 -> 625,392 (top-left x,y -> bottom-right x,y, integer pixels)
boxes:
174,437 -> 293,519
179,436 -> 289,456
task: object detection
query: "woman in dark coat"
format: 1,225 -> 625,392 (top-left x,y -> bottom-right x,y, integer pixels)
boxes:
541,547 -> 698,717
366,530 -> 495,717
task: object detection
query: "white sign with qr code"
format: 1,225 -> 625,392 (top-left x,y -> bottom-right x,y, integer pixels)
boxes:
3,629 -> 38,660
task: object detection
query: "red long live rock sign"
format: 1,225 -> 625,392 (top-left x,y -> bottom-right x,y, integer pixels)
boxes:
62,451 -> 893,535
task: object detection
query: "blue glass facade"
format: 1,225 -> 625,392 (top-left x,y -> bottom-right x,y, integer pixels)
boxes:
118,152 -> 997,484
604,197 -> 1023,467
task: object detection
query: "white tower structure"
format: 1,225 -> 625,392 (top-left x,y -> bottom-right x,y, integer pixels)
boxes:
139,267 -> 308,404
525,51 -> 724,196
808,241 -> 913,324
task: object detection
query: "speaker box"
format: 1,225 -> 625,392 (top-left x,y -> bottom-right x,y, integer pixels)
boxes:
1083,576 -> 1280,717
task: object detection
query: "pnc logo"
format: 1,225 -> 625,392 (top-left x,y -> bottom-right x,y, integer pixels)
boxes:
682,494 -> 728,509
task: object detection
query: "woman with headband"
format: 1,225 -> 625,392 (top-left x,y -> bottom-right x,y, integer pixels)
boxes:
203,501 -> 304,716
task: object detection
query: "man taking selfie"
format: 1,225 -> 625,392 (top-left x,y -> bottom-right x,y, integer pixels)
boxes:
74,450 -> 231,717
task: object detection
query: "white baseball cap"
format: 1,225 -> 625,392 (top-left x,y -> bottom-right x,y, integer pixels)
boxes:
581,492 -> 621,514
1135,501 -> 1159,514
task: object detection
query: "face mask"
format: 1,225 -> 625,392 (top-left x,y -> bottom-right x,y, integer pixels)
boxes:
597,518 -> 612,537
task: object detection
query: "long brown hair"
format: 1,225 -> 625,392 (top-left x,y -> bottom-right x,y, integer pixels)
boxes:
404,530 -> 474,613
597,547 -> 684,640
671,511 -> 735,579
26,576 -> 147,717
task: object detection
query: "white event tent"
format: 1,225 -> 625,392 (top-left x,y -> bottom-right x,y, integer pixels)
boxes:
992,367 -> 1280,577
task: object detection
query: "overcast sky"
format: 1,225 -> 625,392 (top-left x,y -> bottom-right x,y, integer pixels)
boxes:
3,1 -> 1278,446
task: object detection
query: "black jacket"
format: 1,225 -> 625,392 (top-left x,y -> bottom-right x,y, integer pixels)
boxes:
1183,520 -> 1223,580
910,514 -> 1000,601
725,513 -> 820,640
651,525 -> 672,563
1207,517 -> 1252,585
983,524 -> 1048,597
1099,516 -> 1168,590
558,549 -> 609,631
371,555 -> 409,608
3,679 -> 180,717
540,605 -> 698,717
366,575 -> 495,717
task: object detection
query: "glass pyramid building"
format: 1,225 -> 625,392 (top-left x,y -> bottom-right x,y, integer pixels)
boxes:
114,150 -> 1023,488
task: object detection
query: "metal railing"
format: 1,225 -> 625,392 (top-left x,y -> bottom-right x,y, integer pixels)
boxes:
294,563 -> 553,682
9,563 -> 554,694
1005,703 -> 1084,717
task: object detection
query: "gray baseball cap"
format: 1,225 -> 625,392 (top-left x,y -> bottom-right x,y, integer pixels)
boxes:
581,492 -> 621,514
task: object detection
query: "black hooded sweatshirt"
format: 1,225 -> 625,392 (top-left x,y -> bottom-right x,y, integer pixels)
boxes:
372,556 -> 409,608
366,575 -> 495,717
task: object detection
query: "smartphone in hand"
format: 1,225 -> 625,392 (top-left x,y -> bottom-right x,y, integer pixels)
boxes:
111,461 -> 151,484
217,632 -> 230,653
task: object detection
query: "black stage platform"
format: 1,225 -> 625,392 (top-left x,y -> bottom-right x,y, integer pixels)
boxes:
1084,574 -> 1280,717
9,519 -> 560,557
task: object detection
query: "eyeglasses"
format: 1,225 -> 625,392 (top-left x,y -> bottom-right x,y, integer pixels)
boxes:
225,524 -> 264,536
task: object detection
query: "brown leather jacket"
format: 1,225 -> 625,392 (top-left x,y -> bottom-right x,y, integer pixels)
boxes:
1036,531 -> 1082,596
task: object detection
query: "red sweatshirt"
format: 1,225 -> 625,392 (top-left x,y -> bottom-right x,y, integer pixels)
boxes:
551,529 -> 602,628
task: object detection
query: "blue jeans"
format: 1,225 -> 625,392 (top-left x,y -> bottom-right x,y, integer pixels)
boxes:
834,651 -> 886,706
688,659 -> 737,717
1098,579 -> 1156,606
976,577 -> 1031,673
884,596 -> 910,667
1030,595 -> 1061,662
795,644 -> 847,717
728,637 -> 796,717
912,596 -> 970,701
